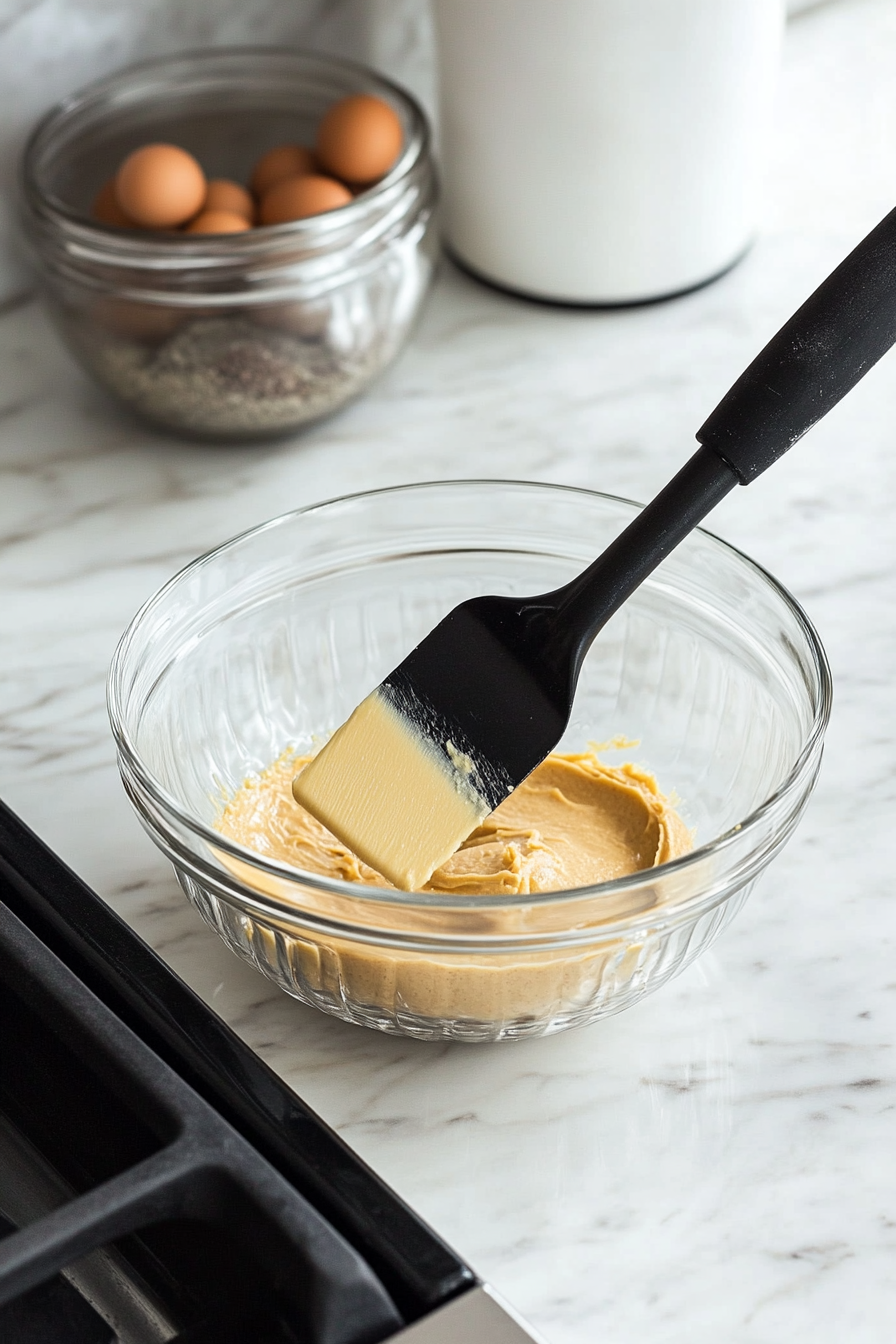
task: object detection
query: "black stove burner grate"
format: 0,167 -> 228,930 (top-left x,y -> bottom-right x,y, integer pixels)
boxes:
0,1209 -> 114,1344
0,801 -> 477,1344
0,894 -> 404,1344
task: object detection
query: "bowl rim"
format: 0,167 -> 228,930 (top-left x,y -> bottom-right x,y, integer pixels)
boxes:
20,44 -> 432,260
107,478 -> 833,918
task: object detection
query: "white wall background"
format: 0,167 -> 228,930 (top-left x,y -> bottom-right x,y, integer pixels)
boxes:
0,0 -> 845,301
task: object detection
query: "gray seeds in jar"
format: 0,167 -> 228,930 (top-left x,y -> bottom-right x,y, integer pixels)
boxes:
85,314 -> 383,438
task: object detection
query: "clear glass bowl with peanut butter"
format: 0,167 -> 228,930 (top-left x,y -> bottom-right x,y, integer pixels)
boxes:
109,481 -> 831,1042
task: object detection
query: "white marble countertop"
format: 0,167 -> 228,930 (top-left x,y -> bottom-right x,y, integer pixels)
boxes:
2,3 -> 896,1340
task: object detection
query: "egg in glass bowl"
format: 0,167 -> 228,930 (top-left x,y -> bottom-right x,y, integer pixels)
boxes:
108,481 -> 831,1042
20,48 -> 437,440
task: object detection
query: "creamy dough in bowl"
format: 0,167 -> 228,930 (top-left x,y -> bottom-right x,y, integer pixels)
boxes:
218,749 -> 690,894
212,747 -> 692,1031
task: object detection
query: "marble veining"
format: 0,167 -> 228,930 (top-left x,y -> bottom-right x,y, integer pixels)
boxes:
2,2 -> 896,1341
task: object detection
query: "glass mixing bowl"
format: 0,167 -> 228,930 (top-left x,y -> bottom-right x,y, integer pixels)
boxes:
108,481 -> 831,1042
21,49 -> 436,440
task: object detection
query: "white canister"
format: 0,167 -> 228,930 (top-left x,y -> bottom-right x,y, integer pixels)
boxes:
434,0 -> 785,304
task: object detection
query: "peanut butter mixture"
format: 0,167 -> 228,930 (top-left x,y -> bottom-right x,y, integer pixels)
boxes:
216,748 -> 690,894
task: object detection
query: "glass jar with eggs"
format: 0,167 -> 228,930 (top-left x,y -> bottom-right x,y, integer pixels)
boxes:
20,48 -> 437,440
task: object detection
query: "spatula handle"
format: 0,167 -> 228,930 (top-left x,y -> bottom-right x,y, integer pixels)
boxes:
697,204 -> 896,482
555,205 -> 896,670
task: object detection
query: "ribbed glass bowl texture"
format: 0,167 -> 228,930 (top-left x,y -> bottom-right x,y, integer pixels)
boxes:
21,48 -> 437,440
108,481 -> 832,1042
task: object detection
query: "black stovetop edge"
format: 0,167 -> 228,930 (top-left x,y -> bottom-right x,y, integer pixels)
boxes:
0,799 -> 475,1325
0,896 -> 404,1344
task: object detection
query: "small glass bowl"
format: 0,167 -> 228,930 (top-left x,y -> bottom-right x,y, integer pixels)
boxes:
108,481 -> 831,1042
20,48 -> 437,440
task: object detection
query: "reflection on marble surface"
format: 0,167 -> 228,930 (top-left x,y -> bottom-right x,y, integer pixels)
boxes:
2,1 -> 896,1341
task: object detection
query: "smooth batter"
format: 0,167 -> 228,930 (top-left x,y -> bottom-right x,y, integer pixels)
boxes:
217,748 -> 691,895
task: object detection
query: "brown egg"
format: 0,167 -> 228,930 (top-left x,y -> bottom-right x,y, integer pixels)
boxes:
116,144 -> 207,229
316,94 -> 403,185
92,179 -> 135,228
250,145 -> 317,198
185,209 -> 252,234
259,174 -> 353,225
202,179 -> 254,222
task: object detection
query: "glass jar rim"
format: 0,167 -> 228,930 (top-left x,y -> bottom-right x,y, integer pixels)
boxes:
107,479 -> 833,935
20,45 -> 433,279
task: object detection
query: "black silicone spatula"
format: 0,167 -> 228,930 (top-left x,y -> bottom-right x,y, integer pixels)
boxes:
294,206 -> 896,891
